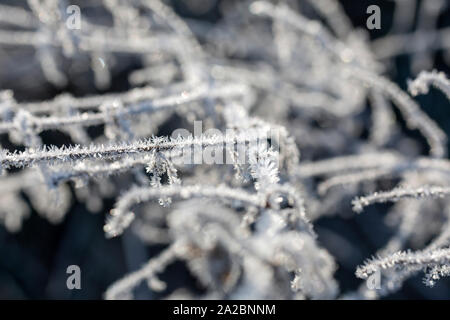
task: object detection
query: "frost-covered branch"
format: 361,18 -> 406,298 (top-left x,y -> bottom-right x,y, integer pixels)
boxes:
352,185 -> 450,213
348,67 -> 447,157
356,248 -> 450,285
104,184 -> 264,238
105,242 -> 181,300
408,70 -> 450,101
0,83 -> 247,134
0,131 -> 268,170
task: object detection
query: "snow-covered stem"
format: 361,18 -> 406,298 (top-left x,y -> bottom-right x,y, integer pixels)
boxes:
105,183 -> 313,238
372,27 -> 450,59
105,242 -> 181,300
48,155 -> 156,186
356,247 -> 450,280
348,67 -> 447,158
0,130 -> 270,170
317,155 -> 450,193
369,89 -> 397,146
250,1 -> 447,158
0,4 -> 37,28
0,83 -> 248,133
16,83 -> 188,114
408,70 -> 450,101
250,1 -> 358,64
352,185 -> 450,213
318,167 -> 394,195
104,184 -> 264,238
296,152 -> 401,178
304,0 -> 353,40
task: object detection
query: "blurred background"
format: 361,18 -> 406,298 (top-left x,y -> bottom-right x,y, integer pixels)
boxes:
1,0 -> 450,299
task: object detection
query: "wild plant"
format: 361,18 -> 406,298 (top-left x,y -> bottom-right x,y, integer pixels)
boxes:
1,0 -> 450,299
